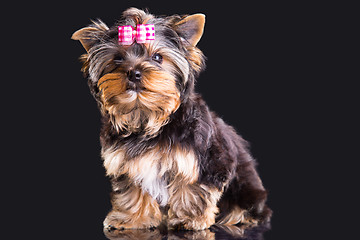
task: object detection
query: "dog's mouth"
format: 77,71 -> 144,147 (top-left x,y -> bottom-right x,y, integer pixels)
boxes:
126,81 -> 146,93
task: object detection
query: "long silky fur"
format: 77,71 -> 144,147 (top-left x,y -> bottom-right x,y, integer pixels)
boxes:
74,7 -> 271,230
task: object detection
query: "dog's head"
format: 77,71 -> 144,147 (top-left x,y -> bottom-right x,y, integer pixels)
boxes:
72,8 -> 205,137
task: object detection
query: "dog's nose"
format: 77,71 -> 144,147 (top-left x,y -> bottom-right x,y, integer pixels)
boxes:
127,69 -> 142,82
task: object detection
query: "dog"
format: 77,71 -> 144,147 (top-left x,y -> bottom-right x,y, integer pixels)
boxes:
72,7 -> 271,231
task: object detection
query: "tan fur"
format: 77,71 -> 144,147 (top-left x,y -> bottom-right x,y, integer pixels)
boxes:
102,145 -> 199,206
97,69 -> 180,137
71,20 -> 109,52
180,230 -> 215,240
175,14 -> 205,46
167,184 -> 221,230
216,206 -> 246,225
186,46 -> 204,73
104,182 -> 162,229
73,8 -> 269,232
216,206 -> 259,226
102,145 -> 198,180
102,145 -> 216,229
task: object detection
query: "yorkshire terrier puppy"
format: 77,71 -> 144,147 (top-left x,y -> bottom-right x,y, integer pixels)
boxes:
72,8 -> 271,231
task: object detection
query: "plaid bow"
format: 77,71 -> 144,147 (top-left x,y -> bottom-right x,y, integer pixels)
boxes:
118,24 -> 155,45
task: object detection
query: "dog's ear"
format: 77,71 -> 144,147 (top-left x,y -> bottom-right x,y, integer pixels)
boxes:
175,14 -> 205,46
72,20 -> 109,52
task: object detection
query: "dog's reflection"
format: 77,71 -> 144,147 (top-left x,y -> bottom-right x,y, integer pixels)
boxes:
104,223 -> 270,240
104,228 -> 215,240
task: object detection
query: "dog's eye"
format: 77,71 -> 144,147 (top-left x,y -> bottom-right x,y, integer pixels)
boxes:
114,55 -> 124,63
152,53 -> 163,64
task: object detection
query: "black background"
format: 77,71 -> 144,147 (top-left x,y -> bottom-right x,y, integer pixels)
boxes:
3,1 -> 357,239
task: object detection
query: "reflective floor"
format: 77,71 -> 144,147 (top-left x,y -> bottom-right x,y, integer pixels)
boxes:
104,223 -> 271,240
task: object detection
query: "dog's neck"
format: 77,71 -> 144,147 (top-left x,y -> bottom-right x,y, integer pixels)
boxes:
99,95 -> 201,156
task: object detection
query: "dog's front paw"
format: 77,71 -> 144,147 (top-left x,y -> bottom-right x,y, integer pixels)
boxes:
168,207 -> 216,231
168,217 -> 214,231
103,212 -> 127,232
103,210 -> 161,231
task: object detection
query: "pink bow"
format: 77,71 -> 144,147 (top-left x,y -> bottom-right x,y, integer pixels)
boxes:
118,24 -> 155,45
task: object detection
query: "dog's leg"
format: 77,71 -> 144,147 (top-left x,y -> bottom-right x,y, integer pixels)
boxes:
103,176 -> 162,230
167,182 -> 222,230
216,161 -> 272,226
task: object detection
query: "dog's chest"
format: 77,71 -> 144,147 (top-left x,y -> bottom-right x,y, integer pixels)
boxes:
102,146 -> 199,206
